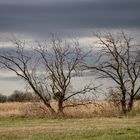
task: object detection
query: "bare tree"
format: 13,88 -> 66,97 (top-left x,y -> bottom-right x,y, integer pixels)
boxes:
0,39 -> 56,114
88,32 -> 140,114
35,35 -> 97,115
0,36 -> 97,115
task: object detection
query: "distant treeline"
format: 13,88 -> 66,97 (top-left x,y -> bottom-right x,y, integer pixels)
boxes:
0,90 -> 39,103
0,90 -> 140,103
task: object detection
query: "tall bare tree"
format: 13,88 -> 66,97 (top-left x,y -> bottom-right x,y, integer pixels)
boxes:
88,32 -> 140,114
35,35 -> 97,114
0,36 -> 97,115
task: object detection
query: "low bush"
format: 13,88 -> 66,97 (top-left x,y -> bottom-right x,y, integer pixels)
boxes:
0,94 -> 7,103
8,90 -> 34,102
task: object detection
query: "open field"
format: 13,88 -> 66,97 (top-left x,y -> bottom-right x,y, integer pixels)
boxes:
0,102 -> 140,139
0,116 -> 140,140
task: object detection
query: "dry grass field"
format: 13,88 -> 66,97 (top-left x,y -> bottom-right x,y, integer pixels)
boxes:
0,100 -> 140,117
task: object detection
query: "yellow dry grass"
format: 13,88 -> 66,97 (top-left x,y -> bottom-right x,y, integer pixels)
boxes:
0,100 -> 140,118
0,102 -> 29,117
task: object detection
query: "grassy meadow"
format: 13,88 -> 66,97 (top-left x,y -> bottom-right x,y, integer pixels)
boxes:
0,101 -> 140,139
0,116 -> 140,140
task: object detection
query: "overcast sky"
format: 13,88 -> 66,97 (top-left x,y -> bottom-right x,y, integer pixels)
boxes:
0,0 -> 140,94
0,0 -> 140,38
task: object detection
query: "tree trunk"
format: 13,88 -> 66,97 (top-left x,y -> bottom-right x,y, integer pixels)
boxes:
57,100 -> 64,116
121,95 -> 127,114
127,96 -> 134,112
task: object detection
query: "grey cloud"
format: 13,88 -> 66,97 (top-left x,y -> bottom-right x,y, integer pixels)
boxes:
0,0 -> 139,38
0,0 -> 92,5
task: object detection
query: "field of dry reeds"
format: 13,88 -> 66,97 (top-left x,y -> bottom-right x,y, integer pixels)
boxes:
0,100 -> 140,118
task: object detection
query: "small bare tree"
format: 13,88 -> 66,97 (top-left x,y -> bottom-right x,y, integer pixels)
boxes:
0,36 -> 97,115
88,32 -> 140,114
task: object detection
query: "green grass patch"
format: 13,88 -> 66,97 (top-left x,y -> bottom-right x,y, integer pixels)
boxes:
0,116 -> 140,140
0,127 -> 140,140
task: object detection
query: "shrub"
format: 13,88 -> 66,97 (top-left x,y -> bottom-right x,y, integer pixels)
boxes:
8,90 -> 33,102
0,94 -> 7,103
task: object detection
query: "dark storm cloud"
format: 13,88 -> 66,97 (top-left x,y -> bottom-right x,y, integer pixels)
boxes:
0,0 -> 140,37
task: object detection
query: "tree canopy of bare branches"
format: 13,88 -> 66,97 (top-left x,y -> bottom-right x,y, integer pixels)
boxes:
0,36 -> 97,115
88,32 -> 140,114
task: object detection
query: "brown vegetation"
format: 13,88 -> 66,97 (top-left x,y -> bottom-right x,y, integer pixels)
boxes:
0,100 -> 139,118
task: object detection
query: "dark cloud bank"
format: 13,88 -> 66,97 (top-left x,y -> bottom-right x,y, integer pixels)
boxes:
0,0 -> 140,38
